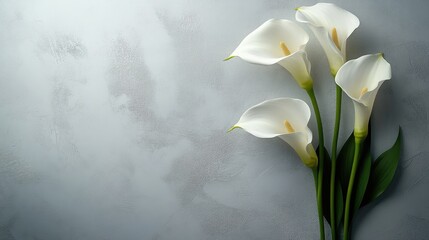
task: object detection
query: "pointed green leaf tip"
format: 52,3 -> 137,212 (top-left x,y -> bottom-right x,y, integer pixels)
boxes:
362,127 -> 402,206
223,56 -> 235,61
227,125 -> 241,133
294,7 -> 301,11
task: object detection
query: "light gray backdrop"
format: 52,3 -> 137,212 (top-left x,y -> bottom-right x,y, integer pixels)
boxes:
0,0 -> 428,239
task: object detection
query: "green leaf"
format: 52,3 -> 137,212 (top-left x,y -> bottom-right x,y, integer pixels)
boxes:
317,146 -> 343,228
338,125 -> 372,199
337,125 -> 372,220
338,132 -> 355,196
335,181 -> 344,227
362,128 -> 402,206
352,150 -> 372,214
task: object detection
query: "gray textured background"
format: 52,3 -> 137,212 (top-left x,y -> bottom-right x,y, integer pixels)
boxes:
0,0 -> 428,239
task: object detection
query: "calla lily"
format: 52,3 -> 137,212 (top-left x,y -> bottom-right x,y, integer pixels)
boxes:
335,53 -> 392,138
226,19 -> 313,90
295,3 -> 360,75
229,98 -> 318,168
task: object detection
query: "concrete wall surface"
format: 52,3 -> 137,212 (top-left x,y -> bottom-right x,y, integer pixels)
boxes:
0,0 -> 428,239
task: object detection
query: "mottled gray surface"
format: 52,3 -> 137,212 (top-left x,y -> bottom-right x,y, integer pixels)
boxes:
0,0 -> 428,239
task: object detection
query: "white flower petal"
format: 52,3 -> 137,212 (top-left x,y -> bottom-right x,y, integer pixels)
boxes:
232,98 -> 317,167
228,19 -> 312,87
335,53 -> 392,135
304,25 -> 344,73
352,101 -> 372,136
279,131 -> 310,150
279,128 -> 317,168
336,53 -> 391,106
296,3 -> 359,74
234,98 -> 310,138
230,19 -> 309,64
277,51 -> 313,89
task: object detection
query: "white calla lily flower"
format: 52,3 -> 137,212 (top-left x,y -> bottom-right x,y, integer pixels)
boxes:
295,3 -> 360,75
335,53 -> 392,138
229,98 -> 318,168
226,19 -> 313,90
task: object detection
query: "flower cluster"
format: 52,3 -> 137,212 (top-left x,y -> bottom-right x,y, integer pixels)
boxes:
226,3 -> 400,240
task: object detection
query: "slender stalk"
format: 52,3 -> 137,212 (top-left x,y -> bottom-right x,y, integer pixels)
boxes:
306,87 -> 325,240
330,85 -> 342,240
343,137 -> 365,240
312,167 -> 324,240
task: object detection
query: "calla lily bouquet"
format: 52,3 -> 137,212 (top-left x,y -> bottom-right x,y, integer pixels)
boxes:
225,3 -> 402,240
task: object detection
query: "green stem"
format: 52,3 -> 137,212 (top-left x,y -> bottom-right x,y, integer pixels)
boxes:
343,137 -> 364,240
306,87 -> 325,240
312,167 -> 324,240
330,85 -> 342,240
